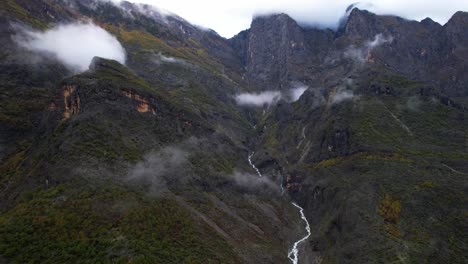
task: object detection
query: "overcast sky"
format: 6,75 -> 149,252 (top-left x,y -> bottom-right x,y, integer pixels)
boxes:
118,0 -> 467,37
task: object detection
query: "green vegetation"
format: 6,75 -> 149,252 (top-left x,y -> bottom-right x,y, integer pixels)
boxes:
0,184 -> 238,263
0,0 -> 48,29
106,26 -> 227,76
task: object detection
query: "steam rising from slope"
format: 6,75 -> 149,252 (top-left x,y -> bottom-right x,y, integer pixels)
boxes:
15,22 -> 126,72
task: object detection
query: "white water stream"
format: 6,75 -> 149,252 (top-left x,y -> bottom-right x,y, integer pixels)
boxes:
247,152 -> 311,263
248,152 -> 263,177
288,202 -> 311,264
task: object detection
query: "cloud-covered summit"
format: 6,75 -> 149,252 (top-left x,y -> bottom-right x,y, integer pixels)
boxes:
122,0 -> 468,37
15,22 -> 126,72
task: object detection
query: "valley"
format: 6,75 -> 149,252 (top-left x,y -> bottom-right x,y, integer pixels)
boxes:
0,0 -> 466,263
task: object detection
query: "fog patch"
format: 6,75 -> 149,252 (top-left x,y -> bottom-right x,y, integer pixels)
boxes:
330,86 -> 357,104
235,91 -> 282,107
153,52 -> 187,64
288,85 -> 308,102
14,22 -> 126,73
126,146 -> 188,195
406,96 -> 422,111
320,77 -> 358,105
230,171 -> 280,193
121,1 -> 177,23
125,137 -> 204,195
344,33 -> 393,63
235,85 -> 308,107
368,33 -> 393,48
314,90 -> 328,107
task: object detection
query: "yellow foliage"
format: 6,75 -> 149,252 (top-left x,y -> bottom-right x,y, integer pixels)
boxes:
379,194 -> 402,237
379,194 -> 401,223
316,157 -> 342,168
384,223 -> 401,238
418,181 -> 434,188
362,152 -> 411,163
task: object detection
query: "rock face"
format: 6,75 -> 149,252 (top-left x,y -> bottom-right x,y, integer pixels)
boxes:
122,90 -> 156,114
0,1 -> 467,263
244,14 -> 307,89
62,85 -> 80,119
229,8 -> 467,104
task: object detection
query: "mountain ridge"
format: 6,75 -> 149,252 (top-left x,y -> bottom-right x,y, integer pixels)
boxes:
0,0 -> 467,263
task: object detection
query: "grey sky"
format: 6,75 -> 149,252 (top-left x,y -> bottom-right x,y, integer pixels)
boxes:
116,0 -> 467,37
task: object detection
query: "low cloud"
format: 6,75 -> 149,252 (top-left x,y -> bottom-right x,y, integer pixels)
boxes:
125,137 -> 210,195
124,0 -> 468,38
344,33 -> 393,63
406,96 -> 421,111
126,146 -> 189,194
230,171 -> 280,193
331,88 -> 355,104
153,52 -> 187,64
235,91 -> 282,106
14,22 -> 126,72
329,78 -> 358,104
235,85 -> 308,107
367,33 -> 393,48
288,86 -> 308,102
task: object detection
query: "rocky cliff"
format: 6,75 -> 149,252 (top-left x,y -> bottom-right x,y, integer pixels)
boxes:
0,0 -> 467,263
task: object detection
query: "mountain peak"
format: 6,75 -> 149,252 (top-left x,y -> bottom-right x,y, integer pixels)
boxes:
341,7 -> 378,38
443,11 -> 468,43
445,10 -> 468,27
251,13 -> 297,26
420,17 -> 442,31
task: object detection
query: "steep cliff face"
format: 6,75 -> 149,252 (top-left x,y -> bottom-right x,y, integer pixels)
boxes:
244,14 -> 307,89
229,8 -> 467,103
336,8 -> 468,101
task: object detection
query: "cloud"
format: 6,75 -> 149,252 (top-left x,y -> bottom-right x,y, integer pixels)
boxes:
126,145 -> 189,194
405,96 -> 422,111
289,86 -> 308,102
331,89 -> 355,104
344,33 -> 393,62
14,22 -> 126,72
330,85 -> 357,104
153,52 -> 187,64
235,91 -> 282,106
229,171 -> 280,193
124,137 -> 213,194
367,33 -> 394,48
119,0 -> 468,37
234,85 -> 308,107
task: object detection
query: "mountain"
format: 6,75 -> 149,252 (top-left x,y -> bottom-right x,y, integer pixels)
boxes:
0,0 -> 467,263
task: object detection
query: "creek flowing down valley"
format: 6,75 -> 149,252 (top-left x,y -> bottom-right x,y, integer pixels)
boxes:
287,203 -> 312,264
247,153 -> 311,264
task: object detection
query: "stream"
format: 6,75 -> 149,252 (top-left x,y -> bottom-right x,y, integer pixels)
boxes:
247,152 -> 311,263
287,202 -> 311,264
248,152 -> 263,177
